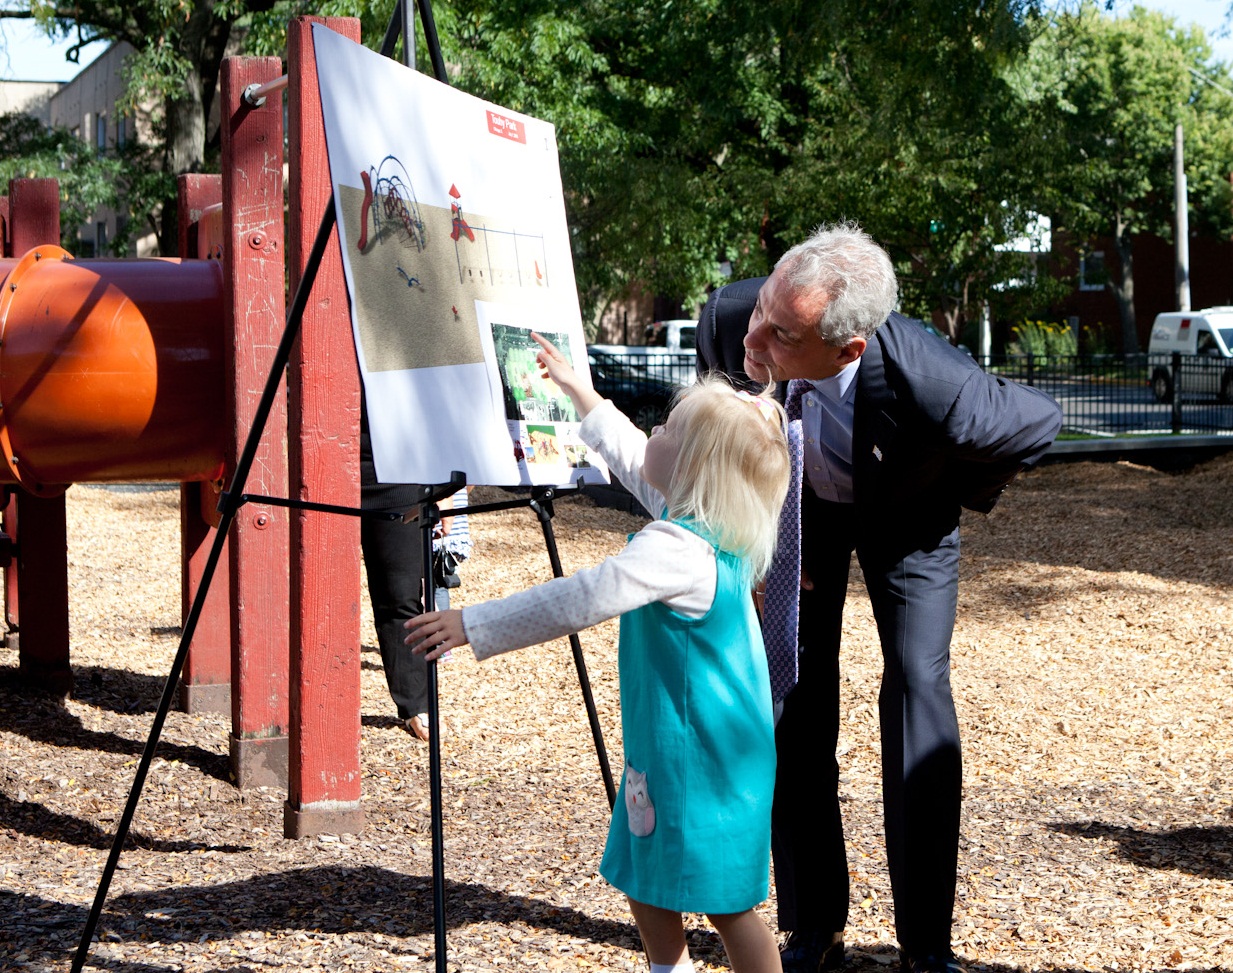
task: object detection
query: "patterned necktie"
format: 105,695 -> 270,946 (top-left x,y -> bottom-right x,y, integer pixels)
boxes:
762,379 -> 807,702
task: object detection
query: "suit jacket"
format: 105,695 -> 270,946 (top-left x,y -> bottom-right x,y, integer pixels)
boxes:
855,312 -> 1061,523
696,279 -> 1062,547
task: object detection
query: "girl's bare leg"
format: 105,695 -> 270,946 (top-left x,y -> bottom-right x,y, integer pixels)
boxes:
707,909 -> 782,973
627,897 -> 690,967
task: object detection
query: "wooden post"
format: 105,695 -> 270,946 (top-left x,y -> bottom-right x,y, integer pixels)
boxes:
220,58 -> 291,787
0,196 -> 13,650
284,16 -> 366,838
176,174 -> 232,714
7,179 -> 70,695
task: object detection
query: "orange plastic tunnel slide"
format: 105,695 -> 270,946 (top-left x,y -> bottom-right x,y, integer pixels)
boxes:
0,246 -> 226,496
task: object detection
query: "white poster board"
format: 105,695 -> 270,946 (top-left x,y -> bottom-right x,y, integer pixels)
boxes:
313,25 -> 608,488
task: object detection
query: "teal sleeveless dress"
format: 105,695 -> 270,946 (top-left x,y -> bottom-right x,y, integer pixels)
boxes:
599,520 -> 776,914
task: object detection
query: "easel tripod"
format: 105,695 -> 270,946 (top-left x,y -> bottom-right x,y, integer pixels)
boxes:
71,5 -> 613,971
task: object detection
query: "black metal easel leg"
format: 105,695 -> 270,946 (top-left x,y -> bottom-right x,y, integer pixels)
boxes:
71,7 -> 609,971
529,490 -> 617,810
417,490 -> 450,973
71,192 -> 343,973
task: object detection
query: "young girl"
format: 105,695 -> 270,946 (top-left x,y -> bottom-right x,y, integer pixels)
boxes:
406,333 -> 790,973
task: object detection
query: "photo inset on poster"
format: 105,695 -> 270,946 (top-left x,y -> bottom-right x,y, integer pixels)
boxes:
563,443 -> 591,469
491,325 -> 578,424
524,424 -> 563,465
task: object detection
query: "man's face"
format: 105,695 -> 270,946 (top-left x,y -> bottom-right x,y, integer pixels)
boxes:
742,269 -> 865,383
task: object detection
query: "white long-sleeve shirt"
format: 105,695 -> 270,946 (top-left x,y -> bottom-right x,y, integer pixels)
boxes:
463,401 -> 718,660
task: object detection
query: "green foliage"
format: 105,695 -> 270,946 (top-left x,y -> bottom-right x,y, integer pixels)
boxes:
1008,319 -> 1078,358
1005,318 -> 1114,359
5,2 -> 283,252
0,111 -> 175,255
250,1 -> 1053,325
12,0 -> 1233,334
1017,3 -> 1233,351
0,111 -> 120,252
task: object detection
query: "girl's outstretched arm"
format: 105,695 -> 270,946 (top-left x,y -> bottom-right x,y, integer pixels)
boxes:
531,332 -> 603,418
405,610 -> 466,661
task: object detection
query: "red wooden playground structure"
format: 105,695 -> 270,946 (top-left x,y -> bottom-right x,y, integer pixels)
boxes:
0,17 -> 373,841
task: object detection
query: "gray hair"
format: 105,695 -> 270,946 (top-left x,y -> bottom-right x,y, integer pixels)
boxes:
776,222 -> 899,345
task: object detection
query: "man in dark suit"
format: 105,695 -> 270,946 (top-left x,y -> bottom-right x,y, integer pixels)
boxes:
697,225 -> 1062,973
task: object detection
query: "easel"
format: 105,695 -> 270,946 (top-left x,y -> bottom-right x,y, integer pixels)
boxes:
71,5 -> 614,971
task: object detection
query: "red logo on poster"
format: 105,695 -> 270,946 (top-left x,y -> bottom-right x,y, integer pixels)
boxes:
487,110 -> 526,144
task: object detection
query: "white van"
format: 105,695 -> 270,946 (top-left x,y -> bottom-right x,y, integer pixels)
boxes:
1147,308 -> 1233,403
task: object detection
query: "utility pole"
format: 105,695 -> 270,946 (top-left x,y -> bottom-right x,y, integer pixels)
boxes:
1174,123 -> 1191,311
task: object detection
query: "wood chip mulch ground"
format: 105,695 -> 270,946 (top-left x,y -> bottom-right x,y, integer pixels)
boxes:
1,454 -> 1231,972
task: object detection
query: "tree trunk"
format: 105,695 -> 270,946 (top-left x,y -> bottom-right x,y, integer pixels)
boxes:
1111,211 -> 1137,355
157,79 -> 207,254
155,2 -> 223,255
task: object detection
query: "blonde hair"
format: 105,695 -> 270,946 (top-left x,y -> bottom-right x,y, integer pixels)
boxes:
662,376 -> 791,581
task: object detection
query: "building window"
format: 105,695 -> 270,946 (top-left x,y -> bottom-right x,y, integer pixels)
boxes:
96,221 -> 108,255
1079,251 -> 1108,292
96,114 -> 107,153
117,115 -> 127,148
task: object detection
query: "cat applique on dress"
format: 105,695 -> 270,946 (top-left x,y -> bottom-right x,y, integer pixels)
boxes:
623,763 -> 656,837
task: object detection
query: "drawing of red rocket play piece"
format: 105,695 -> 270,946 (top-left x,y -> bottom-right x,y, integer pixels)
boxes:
449,183 -> 475,242
358,170 -> 375,250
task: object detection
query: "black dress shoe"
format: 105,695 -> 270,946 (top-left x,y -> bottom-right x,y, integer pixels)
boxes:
900,953 -> 966,973
780,930 -> 845,972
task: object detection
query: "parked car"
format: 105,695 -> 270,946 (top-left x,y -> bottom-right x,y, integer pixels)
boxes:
590,318 -> 699,359
1147,308 -> 1233,403
586,350 -> 680,432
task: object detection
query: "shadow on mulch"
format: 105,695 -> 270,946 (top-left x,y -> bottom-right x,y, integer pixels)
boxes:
1052,819 -> 1233,879
361,713 -> 405,730
0,789 -> 249,854
0,669 -> 231,783
4,864 -> 641,951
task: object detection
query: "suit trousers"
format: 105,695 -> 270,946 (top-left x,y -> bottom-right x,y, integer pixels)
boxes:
360,432 -> 426,721
772,489 -> 963,958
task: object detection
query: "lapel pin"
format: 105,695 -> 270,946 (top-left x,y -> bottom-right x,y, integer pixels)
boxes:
872,445 -> 883,461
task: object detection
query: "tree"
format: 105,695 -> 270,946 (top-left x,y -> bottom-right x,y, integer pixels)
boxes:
0,1 -> 280,253
0,111 -> 120,246
1020,3 -> 1233,352
746,2 -> 1056,343
248,1 -> 1055,333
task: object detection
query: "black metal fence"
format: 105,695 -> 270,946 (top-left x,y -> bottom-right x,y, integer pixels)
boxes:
590,349 -> 1233,439
991,353 -> 1233,438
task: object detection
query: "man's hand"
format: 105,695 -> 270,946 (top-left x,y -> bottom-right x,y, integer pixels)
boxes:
405,610 -> 468,661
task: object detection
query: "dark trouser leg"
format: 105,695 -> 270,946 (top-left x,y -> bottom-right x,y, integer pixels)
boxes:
772,495 -> 855,934
860,528 -> 962,959
361,484 -> 426,720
